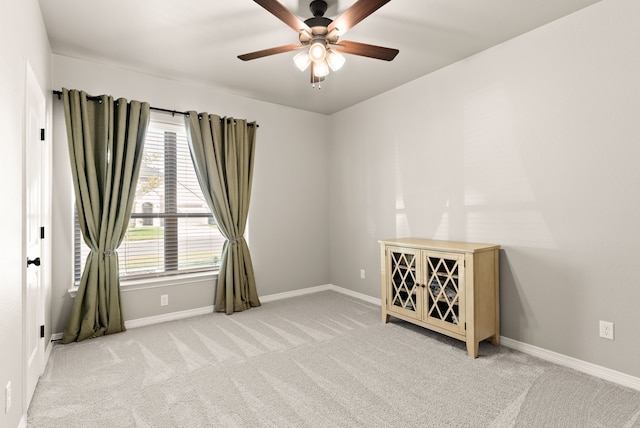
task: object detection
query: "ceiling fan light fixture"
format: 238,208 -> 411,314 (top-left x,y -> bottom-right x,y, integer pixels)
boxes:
239,0 -> 400,86
313,59 -> 330,78
293,51 -> 311,71
309,40 -> 327,62
326,49 -> 345,71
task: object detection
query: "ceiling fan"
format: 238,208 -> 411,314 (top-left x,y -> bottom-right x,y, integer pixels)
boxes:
238,0 -> 399,86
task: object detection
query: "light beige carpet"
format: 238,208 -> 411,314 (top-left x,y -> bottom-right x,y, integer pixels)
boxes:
28,291 -> 640,427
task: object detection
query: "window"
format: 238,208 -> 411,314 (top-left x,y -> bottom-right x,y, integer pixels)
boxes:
74,114 -> 224,281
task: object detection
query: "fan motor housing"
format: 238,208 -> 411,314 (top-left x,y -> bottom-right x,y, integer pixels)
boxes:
304,16 -> 332,27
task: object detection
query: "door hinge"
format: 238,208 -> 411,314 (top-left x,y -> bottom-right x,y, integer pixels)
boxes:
40,226 -> 45,239
40,128 -> 45,141
40,325 -> 45,338
464,322 -> 467,330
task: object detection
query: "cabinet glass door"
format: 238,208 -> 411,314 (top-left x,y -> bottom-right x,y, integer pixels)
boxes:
424,251 -> 464,333
387,247 -> 421,319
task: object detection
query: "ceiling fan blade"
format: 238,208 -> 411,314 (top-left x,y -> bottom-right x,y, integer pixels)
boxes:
254,0 -> 311,33
238,44 -> 304,61
333,40 -> 399,61
327,0 -> 391,36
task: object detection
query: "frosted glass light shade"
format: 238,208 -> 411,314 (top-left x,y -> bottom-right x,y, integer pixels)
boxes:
309,41 -> 326,62
293,51 -> 311,71
313,60 -> 329,77
327,50 -> 345,71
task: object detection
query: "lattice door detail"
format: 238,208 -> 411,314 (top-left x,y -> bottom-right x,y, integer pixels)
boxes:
426,255 -> 461,326
389,250 -> 419,315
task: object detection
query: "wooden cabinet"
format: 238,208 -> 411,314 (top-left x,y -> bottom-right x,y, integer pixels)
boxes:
379,238 -> 500,358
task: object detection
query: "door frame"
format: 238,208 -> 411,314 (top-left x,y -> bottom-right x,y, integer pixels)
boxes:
23,61 -> 50,412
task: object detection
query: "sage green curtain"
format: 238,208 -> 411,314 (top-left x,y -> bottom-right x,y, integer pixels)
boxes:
62,88 -> 150,343
184,113 -> 260,314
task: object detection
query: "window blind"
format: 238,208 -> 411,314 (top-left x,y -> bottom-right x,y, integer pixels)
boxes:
74,117 -> 223,282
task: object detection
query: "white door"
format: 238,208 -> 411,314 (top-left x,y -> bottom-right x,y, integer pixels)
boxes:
24,63 -> 46,406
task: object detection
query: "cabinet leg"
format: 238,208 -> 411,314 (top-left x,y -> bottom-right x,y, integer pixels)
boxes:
381,312 -> 390,324
490,335 -> 500,346
467,341 -> 479,359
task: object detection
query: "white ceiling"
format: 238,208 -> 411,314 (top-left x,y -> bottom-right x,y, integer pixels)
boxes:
38,0 -> 600,115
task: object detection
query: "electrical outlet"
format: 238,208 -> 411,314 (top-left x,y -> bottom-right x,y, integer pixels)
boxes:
599,320 -> 614,340
160,294 -> 169,306
5,381 -> 11,413
360,269 -> 365,279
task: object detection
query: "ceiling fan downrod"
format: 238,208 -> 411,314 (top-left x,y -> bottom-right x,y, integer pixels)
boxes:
305,0 -> 332,29
310,0 -> 327,17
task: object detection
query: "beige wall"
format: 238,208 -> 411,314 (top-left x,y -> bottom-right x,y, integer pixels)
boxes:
328,0 -> 640,378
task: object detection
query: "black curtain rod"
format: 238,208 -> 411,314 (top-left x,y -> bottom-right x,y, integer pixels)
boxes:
52,90 -> 258,127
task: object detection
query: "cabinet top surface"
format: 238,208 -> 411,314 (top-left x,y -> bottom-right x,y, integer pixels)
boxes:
379,238 -> 499,252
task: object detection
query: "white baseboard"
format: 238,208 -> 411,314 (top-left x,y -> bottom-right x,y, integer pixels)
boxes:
51,306 -> 214,340
125,306 -> 214,329
260,284 -> 381,306
259,284 -> 332,302
50,285 -> 638,392
316,287 -> 640,392
328,284 -> 382,305
51,284 -> 374,338
53,285 -> 376,339
500,336 -> 640,391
